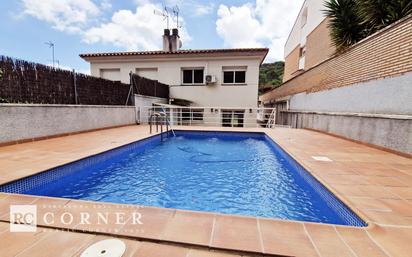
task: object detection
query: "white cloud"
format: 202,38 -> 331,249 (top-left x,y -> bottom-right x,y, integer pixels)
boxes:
100,0 -> 112,10
82,3 -> 191,51
20,0 -> 191,51
193,3 -> 215,16
21,0 -> 100,33
216,4 -> 264,48
216,0 -> 303,61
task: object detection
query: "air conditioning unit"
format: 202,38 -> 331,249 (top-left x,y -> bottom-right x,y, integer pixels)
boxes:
205,75 -> 217,84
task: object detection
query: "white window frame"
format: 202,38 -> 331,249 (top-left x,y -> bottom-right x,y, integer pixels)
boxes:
181,68 -> 205,85
222,67 -> 247,85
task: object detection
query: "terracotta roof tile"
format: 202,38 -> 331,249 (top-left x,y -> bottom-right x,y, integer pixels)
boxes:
79,48 -> 269,58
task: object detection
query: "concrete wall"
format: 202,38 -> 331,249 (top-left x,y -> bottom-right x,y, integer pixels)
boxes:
0,104 -> 136,144
289,72 -> 412,115
280,110 -> 412,155
87,55 -> 262,108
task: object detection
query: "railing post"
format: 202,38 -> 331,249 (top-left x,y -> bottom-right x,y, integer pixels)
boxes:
190,108 -> 193,126
73,69 -> 78,104
129,71 -> 135,106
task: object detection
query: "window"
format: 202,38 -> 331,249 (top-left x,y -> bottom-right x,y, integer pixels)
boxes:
299,46 -> 306,57
182,68 -> 204,84
223,70 -> 246,84
222,110 -> 245,127
182,109 -> 204,121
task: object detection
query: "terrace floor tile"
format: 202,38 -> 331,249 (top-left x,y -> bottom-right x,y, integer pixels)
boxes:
368,226 -> 412,257
386,187 -> 412,200
161,209 -> 215,246
132,242 -> 189,257
210,214 -> 262,253
304,223 -> 356,257
0,229 -> 49,256
15,230 -> 95,257
259,218 -> 319,256
118,205 -> 175,240
336,227 -> 387,257
0,193 -> 39,220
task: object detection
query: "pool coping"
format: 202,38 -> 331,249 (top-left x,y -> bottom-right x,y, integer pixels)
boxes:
0,125 -> 411,257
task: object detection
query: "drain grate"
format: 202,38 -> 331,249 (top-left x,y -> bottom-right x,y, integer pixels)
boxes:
80,239 -> 126,257
311,156 -> 333,162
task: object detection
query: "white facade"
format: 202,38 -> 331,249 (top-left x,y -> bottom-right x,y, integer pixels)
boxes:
284,0 -> 327,58
81,50 -> 267,108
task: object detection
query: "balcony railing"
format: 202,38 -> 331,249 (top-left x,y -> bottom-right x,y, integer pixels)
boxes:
136,105 -> 276,128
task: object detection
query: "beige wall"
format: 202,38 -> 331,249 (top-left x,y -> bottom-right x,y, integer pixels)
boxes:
87,56 -> 261,108
305,19 -> 335,69
284,18 -> 334,82
283,46 -> 301,82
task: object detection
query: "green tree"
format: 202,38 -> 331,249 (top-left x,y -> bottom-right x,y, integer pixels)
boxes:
323,0 -> 366,52
324,0 -> 412,52
358,0 -> 412,34
259,61 -> 284,94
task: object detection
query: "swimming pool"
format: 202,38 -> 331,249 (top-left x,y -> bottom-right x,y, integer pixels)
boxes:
0,131 -> 365,226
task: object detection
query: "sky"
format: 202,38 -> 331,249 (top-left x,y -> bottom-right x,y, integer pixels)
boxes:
0,0 -> 304,74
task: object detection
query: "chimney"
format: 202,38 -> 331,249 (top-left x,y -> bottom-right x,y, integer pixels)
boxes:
170,29 -> 182,52
162,29 -> 171,52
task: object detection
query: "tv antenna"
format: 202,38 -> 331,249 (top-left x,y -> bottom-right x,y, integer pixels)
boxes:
44,41 -> 56,68
154,6 -> 170,29
172,5 -> 181,29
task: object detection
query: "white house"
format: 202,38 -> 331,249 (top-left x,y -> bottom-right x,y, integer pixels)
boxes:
80,29 -> 268,127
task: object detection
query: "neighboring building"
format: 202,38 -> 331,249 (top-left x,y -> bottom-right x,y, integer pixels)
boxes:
260,11 -> 412,155
283,0 -> 335,82
80,29 -> 268,110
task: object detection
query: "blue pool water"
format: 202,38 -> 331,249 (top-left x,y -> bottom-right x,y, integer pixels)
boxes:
0,131 -> 365,226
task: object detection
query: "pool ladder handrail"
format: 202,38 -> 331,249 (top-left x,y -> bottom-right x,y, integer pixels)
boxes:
160,107 -> 176,137
149,110 -> 175,141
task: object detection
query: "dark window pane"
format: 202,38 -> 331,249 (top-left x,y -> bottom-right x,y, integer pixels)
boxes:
192,110 -> 204,120
223,71 -> 234,83
234,112 -> 244,127
193,69 -> 204,83
183,70 -> 192,84
235,71 -> 246,83
222,111 -> 232,127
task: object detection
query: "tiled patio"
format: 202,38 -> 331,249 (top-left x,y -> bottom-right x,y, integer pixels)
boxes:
0,125 -> 411,257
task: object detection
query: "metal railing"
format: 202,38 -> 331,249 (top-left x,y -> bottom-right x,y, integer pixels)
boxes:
138,104 -> 276,128
149,111 -> 175,140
